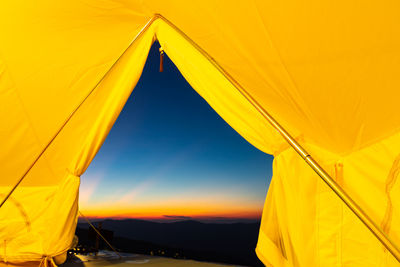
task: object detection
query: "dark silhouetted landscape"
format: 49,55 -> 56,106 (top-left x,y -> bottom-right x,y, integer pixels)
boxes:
76,219 -> 264,266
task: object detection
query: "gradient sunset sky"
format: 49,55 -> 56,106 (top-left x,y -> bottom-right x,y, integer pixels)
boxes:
79,43 -> 274,222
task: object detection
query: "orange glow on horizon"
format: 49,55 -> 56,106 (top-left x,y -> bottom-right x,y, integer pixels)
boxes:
80,214 -> 261,221
79,181 -> 264,221
80,198 -> 262,220
80,206 -> 262,220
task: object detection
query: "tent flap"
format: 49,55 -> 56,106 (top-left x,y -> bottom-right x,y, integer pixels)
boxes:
1,1 -> 400,266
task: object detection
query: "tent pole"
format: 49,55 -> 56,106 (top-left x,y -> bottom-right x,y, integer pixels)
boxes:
155,15 -> 400,262
227,83 -> 400,263
1,12 -> 398,262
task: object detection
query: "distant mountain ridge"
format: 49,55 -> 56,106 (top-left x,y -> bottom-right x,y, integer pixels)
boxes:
77,218 -> 263,266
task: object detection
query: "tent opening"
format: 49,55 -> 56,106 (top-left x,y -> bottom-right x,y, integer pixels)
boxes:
78,42 -> 273,267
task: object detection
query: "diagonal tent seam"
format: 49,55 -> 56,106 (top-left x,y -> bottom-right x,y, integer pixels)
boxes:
1,13 -> 399,263
8,61 -> 59,183
0,59 -> 58,184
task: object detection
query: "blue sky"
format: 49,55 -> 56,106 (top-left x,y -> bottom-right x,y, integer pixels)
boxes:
80,42 -> 273,221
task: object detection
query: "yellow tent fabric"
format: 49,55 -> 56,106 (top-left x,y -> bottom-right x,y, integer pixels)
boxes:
1,1 -> 400,266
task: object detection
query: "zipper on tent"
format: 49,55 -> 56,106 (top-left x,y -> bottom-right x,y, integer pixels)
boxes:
381,155 -> 400,237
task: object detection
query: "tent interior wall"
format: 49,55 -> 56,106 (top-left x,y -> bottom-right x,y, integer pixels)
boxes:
1,1 -> 400,266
